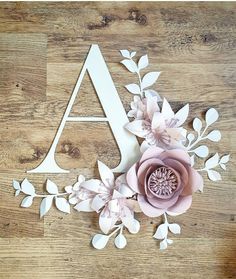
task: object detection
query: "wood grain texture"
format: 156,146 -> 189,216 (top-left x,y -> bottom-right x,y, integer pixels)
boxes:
0,2 -> 235,279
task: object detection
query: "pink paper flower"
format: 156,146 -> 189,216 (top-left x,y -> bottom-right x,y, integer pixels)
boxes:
126,146 -> 203,217
74,161 -> 139,234
126,98 -> 189,150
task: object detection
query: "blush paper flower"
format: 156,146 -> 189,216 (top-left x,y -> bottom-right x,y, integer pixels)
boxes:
74,161 -> 140,234
126,146 -> 203,217
126,98 -> 189,150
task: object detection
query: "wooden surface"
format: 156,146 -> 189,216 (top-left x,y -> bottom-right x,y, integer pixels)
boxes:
0,2 -> 235,279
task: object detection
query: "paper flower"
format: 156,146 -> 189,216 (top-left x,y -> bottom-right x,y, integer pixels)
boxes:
126,146 -> 203,217
126,98 -> 189,150
74,161 -> 138,234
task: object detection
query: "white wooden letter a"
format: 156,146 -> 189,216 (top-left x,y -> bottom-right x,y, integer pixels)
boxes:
27,44 -> 140,174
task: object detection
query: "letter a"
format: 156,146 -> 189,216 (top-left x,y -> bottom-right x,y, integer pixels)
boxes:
28,44 -> 140,173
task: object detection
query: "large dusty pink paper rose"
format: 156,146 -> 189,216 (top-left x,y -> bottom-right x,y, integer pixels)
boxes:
126,147 -> 203,217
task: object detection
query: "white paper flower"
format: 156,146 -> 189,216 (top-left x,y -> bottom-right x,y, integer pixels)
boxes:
74,161 -> 139,234
126,98 -> 189,151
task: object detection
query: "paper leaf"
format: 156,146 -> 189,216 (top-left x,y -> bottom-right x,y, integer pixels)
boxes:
125,84 -> 141,95
205,108 -> 219,126
187,133 -> 195,143
207,170 -> 222,181
13,180 -> 20,190
142,72 -> 160,89
114,234 -> 127,249
175,104 -> 189,127
167,239 -> 173,245
190,155 -> 195,167
92,234 -> 110,250
130,51 -> 136,58
205,130 -> 221,142
120,49 -> 130,58
160,239 -> 168,250
40,196 -> 54,218
193,118 -> 202,134
205,153 -> 219,169
220,154 -> 230,164
74,199 -> 94,212
168,223 -> 181,234
126,219 -> 140,234
21,179 -> 35,196
138,54 -> 149,70
144,89 -> 162,101
46,179 -> 58,194
55,197 -> 70,214
120,59 -> 137,73
153,223 -> 168,240
15,189 -> 21,197
21,196 -> 33,208
193,145 -> 209,158
220,163 -> 226,170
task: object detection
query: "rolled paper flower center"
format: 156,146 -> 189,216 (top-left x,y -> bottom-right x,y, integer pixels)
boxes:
148,166 -> 178,196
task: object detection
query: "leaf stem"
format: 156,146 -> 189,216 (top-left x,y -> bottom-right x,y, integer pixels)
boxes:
34,192 -> 68,198
187,125 -> 208,152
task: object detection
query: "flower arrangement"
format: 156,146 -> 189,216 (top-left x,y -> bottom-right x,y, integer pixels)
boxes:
12,49 -> 230,250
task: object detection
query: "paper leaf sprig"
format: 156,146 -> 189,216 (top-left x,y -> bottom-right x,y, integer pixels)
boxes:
120,49 -> 161,100
13,178 -> 71,217
153,213 -> 181,250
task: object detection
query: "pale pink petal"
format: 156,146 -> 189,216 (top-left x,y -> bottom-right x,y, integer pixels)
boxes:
108,199 -> 120,213
98,161 -> 114,188
162,98 -> 175,119
160,149 -> 191,166
152,112 -> 166,130
117,184 -> 134,198
99,208 -> 118,234
74,199 -> 94,212
174,103 -> 189,127
167,195 -> 192,216
140,140 -> 151,153
140,146 -> 164,164
91,195 -> 106,212
125,120 -> 149,138
69,196 -> 79,205
65,185 -> 73,194
147,96 -> 159,120
112,189 -> 124,200
125,199 -> 142,212
78,174 -> 85,183
188,169 -> 204,193
81,179 -> 107,194
138,195 -> 165,217
120,206 -> 136,232
126,163 -> 144,195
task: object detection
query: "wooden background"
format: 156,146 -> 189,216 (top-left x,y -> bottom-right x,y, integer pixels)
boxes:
0,2 -> 235,278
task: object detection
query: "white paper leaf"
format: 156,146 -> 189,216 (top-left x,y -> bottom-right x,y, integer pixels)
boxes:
193,145 -> 209,158
153,223 -> 168,240
46,179 -> 58,194
205,130 -> 221,142
190,155 -> 195,167
125,84 -> 141,95
21,179 -> 35,196
40,196 -> 54,218
193,118 -> 202,134
220,163 -> 226,170
55,197 -> 70,214
138,54 -> 148,70
144,89 -> 162,101
120,49 -> 130,58
13,180 -> 20,190
114,234 -> 127,249
205,153 -> 219,169
220,154 -> 230,164
160,239 -> 168,250
15,189 -> 21,197
205,108 -> 219,126
175,104 -> 189,127
131,51 -> 136,58
127,219 -> 140,234
21,196 -> 34,208
142,72 -> 160,89
121,59 -> 137,73
187,133 -> 195,143
207,170 -> 222,181
92,234 -> 110,250
98,161 -> 114,187
167,239 -> 173,245
168,223 -> 181,234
